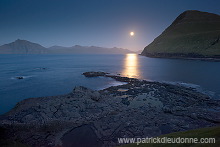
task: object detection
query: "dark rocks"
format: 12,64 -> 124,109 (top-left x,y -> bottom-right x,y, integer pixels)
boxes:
121,98 -> 130,106
0,71 -> 220,147
61,124 -> 101,147
73,86 -> 102,101
162,106 -> 172,113
16,76 -> 24,79
82,72 -> 138,83
82,72 -> 108,77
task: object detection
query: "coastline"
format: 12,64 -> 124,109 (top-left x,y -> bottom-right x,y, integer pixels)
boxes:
0,72 -> 220,146
139,53 -> 220,62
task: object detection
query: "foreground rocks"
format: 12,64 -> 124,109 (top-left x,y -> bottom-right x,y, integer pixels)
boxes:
0,72 -> 220,147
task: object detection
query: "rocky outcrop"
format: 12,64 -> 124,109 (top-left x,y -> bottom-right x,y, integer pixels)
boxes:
0,72 -> 220,146
16,76 -> 24,80
141,10 -> 220,59
82,72 -> 108,77
73,86 -> 102,101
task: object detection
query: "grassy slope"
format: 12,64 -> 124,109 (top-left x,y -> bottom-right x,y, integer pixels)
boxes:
121,126 -> 220,147
142,11 -> 220,57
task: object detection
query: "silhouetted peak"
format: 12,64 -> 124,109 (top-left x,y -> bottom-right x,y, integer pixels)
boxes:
13,39 -> 32,44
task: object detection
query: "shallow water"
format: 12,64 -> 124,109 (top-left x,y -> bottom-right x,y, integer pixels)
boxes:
0,54 -> 220,114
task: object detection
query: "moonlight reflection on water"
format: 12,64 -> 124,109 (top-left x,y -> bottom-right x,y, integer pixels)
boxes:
122,54 -> 141,78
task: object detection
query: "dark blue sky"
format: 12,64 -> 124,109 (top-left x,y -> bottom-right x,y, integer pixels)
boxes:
0,0 -> 220,51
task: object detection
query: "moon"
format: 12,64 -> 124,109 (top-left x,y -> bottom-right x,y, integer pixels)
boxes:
130,31 -> 134,36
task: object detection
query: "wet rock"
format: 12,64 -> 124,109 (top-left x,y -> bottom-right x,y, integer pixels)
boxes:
16,76 -> 24,79
82,72 -> 107,77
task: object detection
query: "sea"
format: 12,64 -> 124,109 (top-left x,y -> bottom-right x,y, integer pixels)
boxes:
0,54 -> 220,114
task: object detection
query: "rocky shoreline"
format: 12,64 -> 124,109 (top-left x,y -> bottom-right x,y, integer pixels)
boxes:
0,72 -> 220,147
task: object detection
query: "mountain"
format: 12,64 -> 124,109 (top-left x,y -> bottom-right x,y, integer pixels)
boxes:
48,45 -> 133,54
141,10 -> 220,59
0,40 -> 133,54
0,39 -> 47,54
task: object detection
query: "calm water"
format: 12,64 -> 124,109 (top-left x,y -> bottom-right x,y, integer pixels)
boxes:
0,54 -> 220,114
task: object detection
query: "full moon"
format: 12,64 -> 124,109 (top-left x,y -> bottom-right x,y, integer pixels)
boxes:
130,32 -> 134,36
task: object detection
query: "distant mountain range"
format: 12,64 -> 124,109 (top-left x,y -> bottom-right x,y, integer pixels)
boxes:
0,39 -> 134,54
141,10 -> 220,59
0,39 -> 47,54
